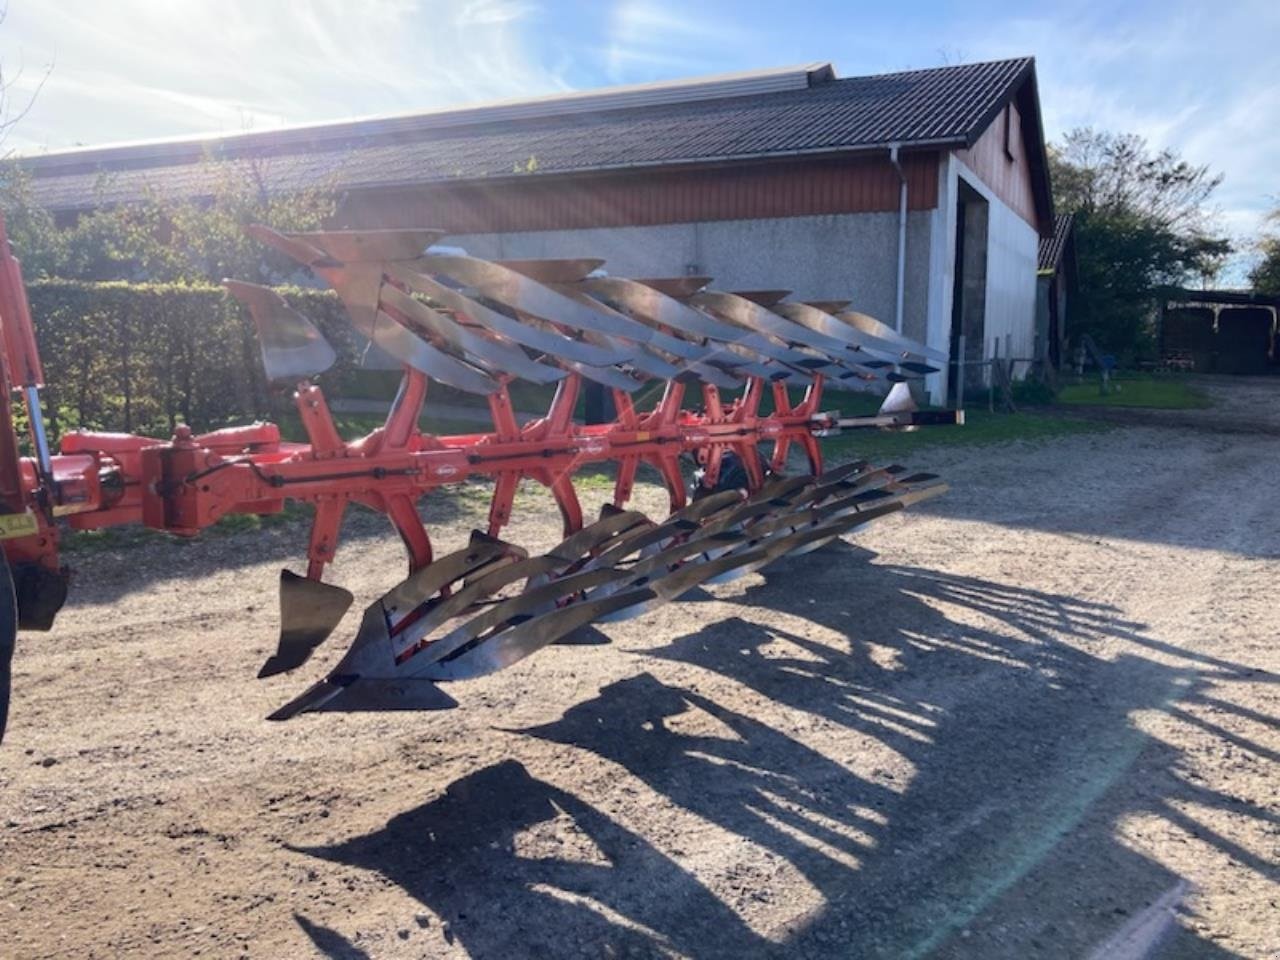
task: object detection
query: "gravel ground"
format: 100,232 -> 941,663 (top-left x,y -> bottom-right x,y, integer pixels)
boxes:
1,378 -> 1277,960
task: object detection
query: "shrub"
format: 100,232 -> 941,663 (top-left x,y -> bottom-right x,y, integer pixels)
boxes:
26,280 -> 369,438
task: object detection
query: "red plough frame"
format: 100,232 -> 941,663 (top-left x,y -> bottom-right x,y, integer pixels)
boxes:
0,216 -> 960,736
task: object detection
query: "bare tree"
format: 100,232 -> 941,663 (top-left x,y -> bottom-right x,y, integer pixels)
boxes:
1051,128 -> 1224,234
1049,128 -> 1232,356
0,2 -> 53,156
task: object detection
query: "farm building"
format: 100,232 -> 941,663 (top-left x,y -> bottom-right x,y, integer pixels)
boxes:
20,58 -> 1055,404
1161,289 -> 1279,375
1037,213 -> 1076,371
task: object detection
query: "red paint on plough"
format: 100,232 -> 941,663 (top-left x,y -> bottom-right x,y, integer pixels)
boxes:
0,217 -> 960,736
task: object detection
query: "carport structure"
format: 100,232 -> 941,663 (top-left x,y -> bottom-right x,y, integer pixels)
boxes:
1161,289 -> 1280,374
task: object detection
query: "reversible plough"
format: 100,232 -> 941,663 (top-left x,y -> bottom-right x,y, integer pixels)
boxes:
0,215 -> 961,742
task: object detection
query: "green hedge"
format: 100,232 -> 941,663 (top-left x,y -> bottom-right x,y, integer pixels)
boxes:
26,280 -> 373,438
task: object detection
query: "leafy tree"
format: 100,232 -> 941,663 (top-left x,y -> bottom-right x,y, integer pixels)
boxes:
0,152 -> 341,434
1249,211 -> 1280,295
1050,128 -> 1230,360
0,155 -> 336,283
0,163 -> 64,275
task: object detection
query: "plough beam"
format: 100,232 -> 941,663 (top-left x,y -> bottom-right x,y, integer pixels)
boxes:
0,221 -> 963,740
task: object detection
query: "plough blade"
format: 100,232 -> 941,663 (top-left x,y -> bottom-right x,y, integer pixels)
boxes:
633,275 -> 713,298
267,511 -> 650,718
496,257 -> 605,283
393,266 -> 624,368
764,500 -> 908,558
247,228 -> 952,393
547,507 -> 653,561
368,310 -> 499,395
732,289 -> 791,308
804,299 -> 852,313
420,255 -> 654,344
774,301 -> 922,371
257,571 -> 354,679
410,564 -> 641,673
836,309 -> 950,364
551,284 -> 704,366
214,227 -> 962,722
244,224 -> 336,268
287,228 -> 446,264
597,333 -> 682,381
420,587 -> 657,682
691,291 -> 886,379
564,357 -> 648,391
617,276 -> 851,381
225,281 -> 337,383
628,538 -> 766,601
684,361 -> 743,389
267,675 -> 458,720
267,457 -> 950,719
579,276 -> 746,345
377,281 -> 566,385
381,531 -> 527,617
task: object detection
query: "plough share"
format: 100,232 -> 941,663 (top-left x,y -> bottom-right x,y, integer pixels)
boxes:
0,216 -> 961,741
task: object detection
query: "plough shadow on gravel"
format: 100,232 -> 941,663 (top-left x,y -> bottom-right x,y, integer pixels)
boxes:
291,542 -> 1272,959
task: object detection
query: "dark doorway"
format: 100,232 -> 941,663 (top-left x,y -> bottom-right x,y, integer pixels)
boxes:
948,180 -> 989,406
1162,307 -> 1216,371
1215,308 -> 1273,375
1161,291 -> 1280,376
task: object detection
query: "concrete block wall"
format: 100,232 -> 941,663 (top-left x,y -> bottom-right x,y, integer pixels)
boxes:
451,190 -> 1037,409
449,210 -> 933,343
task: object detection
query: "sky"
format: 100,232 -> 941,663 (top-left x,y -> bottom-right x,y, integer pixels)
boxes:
1,0 -> 1276,278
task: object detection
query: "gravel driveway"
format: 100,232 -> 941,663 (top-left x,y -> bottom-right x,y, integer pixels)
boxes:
1,378 -> 1276,959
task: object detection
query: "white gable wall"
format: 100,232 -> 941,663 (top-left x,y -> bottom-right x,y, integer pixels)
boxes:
954,155 -> 1040,377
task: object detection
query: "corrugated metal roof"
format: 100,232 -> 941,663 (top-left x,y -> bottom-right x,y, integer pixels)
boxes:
20,57 -> 1036,212
1038,213 -> 1075,272
1166,287 -> 1280,308
25,63 -> 836,173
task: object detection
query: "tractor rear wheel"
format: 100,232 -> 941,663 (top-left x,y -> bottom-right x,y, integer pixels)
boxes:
0,550 -> 16,746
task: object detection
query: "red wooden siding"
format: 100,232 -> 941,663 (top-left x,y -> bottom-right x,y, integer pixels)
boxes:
954,104 -> 1038,228
339,153 -> 939,233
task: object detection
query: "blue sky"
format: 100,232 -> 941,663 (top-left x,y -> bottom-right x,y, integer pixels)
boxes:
1,0 -> 1276,276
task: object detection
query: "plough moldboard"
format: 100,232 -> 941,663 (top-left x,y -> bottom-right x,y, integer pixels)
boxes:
0,215 -> 961,741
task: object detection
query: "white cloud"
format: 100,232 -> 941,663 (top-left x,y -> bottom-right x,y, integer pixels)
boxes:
456,0 -> 541,26
603,1 -> 755,83
948,0 -> 1280,280
1,0 -> 569,151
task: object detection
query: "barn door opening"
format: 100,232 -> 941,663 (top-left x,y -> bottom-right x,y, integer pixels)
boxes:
1216,307 -> 1273,375
948,180 -> 989,406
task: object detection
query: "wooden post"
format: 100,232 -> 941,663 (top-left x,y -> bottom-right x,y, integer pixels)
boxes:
989,337 -> 997,413
993,351 -> 1018,413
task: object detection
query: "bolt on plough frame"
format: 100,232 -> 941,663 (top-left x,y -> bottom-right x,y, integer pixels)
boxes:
0,215 -> 962,740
